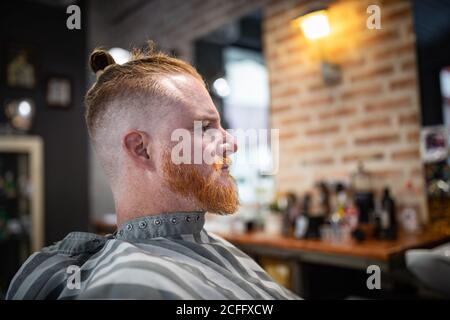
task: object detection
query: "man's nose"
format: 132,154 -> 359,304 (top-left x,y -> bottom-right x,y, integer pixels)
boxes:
219,130 -> 238,157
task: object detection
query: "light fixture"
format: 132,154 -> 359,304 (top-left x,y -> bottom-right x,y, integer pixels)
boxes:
299,9 -> 330,40
4,99 -> 35,132
293,2 -> 342,85
18,100 -> 32,117
213,77 -> 231,97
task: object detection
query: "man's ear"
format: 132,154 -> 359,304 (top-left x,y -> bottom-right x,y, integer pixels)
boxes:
122,130 -> 154,170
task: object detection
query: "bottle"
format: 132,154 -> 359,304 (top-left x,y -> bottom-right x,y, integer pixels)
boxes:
317,181 -> 331,217
381,187 -> 397,239
351,162 -> 375,224
373,201 -> 383,239
399,181 -> 421,234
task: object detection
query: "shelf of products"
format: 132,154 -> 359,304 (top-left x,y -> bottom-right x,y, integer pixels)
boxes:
0,135 -> 43,297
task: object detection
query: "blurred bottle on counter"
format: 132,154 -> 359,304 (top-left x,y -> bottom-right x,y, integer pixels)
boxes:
265,195 -> 287,236
282,192 -> 300,236
399,181 -> 422,234
374,187 -> 398,240
351,162 -> 375,224
320,182 -> 359,244
303,184 -> 328,239
318,181 -> 331,218
294,193 -> 310,239
330,183 -> 347,224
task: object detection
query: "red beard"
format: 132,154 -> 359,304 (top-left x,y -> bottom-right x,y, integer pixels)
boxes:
162,149 -> 239,215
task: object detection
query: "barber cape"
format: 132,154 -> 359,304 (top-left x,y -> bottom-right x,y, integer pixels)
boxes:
6,212 -> 300,300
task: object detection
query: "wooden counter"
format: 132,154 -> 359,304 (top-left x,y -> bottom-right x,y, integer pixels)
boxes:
217,230 -> 450,297
218,230 -> 450,262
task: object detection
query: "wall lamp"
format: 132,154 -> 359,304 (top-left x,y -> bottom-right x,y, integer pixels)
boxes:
293,1 -> 342,85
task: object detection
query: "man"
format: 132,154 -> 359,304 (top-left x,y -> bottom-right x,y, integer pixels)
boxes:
6,43 -> 299,300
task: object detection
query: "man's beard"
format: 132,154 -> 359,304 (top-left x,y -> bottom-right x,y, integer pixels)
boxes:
161,149 -> 239,215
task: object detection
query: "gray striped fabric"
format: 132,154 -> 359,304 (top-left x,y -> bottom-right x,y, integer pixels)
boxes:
6,212 -> 300,300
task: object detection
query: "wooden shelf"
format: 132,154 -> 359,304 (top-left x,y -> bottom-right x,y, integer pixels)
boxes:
218,230 -> 450,262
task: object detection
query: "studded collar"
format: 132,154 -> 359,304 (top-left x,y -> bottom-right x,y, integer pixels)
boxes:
115,211 -> 206,241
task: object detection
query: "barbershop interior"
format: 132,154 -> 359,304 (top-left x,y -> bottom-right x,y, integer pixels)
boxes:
1,0 -> 450,300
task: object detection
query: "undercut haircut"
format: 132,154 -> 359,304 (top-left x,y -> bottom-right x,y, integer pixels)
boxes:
85,41 -> 204,140
84,42 -> 204,180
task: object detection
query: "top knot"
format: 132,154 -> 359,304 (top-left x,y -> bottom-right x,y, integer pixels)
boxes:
90,49 -> 116,77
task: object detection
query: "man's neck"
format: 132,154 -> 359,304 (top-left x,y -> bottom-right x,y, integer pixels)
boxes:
115,188 -> 200,227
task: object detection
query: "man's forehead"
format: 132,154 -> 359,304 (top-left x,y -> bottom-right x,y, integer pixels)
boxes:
159,74 -> 219,120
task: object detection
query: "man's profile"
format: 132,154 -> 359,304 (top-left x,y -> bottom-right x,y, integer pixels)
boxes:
6,42 -> 299,300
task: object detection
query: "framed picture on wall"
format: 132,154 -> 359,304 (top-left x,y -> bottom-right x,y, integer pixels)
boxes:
46,76 -> 72,109
6,45 -> 37,89
421,126 -> 449,163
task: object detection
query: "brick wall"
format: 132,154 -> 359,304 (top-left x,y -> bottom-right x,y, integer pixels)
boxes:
264,0 -> 427,221
89,0 -> 427,221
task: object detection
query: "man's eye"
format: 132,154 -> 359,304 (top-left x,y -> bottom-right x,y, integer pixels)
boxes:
202,125 -> 210,131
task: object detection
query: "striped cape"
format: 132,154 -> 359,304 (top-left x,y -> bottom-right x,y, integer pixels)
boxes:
6,212 -> 300,300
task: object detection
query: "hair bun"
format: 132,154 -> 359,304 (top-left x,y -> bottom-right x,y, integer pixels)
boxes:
90,49 -> 115,76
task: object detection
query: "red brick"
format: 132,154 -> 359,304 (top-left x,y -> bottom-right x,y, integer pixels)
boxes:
274,30 -> 299,46
333,139 -> 347,148
392,149 -> 420,161
372,169 -> 403,179
272,87 -> 300,100
399,113 -> 419,125
271,104 -> 291,114
354,133 -> 400,146
300,95 -> 333,108
279,130 -> 297,140
359,29 -> 399,47
341,85 -> 381,100
384,5 -> 411,22
350,65 -> 394,82
274,57 -> 303,73
373,42 -> 415,60
390,77 -> 416,90
365,96 -> 411,112
291,142 -> 324,153
401,59 -> 416,72
269,77 -> 282,86
312,156 -> 334,166
302,156 -> 334,166
286,42 -> 307,56
348,117 -> 391,131
341,55 -> 366,68
319,107 -> 356,120
280,114 -> 311,125
342,152 -> 384,163
308,81 -> 326,93
407,131 -> 420,143
305,125 -> 340,136
406,21 -> 415,36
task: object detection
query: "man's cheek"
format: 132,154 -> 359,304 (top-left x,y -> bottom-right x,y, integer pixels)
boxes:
202,142 -> 217,166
